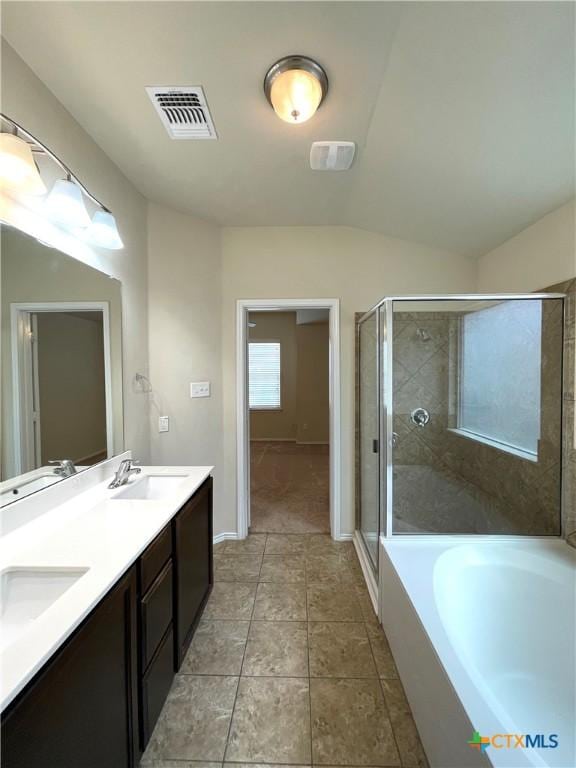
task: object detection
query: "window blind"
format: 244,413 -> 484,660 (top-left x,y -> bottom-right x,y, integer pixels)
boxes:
249,341 -> 281,409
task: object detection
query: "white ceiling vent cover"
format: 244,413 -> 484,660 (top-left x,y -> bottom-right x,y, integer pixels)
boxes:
146,86 -> 217,140
310,141 -> 355,171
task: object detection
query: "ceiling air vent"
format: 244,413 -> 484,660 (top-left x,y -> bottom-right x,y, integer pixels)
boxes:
310,141 -> 355,171
146,86 -> 217,140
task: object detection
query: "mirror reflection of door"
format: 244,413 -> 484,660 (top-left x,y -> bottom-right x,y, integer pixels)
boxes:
20,310 -> 107,472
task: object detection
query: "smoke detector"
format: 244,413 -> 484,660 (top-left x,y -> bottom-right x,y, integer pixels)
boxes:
310,141 -> 355,171
146,86 -> 217,140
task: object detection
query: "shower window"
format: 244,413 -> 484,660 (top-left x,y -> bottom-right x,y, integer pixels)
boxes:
456,299 -> 542,459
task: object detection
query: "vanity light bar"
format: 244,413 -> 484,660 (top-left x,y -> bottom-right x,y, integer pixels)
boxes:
0,113 -> 124,249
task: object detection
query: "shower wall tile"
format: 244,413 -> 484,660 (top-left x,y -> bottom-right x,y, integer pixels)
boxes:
391,303 -> 565,536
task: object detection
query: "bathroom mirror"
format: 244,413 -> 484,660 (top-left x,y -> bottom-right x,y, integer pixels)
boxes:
0,225 -> 124,506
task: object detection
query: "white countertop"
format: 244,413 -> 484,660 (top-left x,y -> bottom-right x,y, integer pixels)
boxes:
0,462 -> 213,711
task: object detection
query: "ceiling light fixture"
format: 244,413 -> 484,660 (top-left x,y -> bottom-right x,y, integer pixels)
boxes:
264,55 -> 328,125
0,133 -> 47,195
0,113 -> 124,249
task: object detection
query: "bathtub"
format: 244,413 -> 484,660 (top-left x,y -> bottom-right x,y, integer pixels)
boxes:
380,538 -> 576,768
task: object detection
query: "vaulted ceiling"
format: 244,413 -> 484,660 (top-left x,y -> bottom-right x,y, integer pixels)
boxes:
2,1 -> 574,255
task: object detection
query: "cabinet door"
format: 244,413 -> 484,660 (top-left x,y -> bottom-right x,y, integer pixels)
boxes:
1,568 -> 139,768
174,477 -> 213,668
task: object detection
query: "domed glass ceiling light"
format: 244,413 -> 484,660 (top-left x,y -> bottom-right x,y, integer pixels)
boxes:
0,132 -> 47,195
0,113 -> 124,249
264,55 -> 328,124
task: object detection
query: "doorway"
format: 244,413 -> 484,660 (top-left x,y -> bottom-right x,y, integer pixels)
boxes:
10,302 -> 113,474
236,299 -> 342,540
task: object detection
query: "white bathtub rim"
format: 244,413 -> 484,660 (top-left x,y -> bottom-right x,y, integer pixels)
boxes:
380,536 -> 576,768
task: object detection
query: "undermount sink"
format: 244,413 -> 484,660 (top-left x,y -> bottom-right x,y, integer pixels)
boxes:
0,567 -> 89,651
113,474 -> 187,501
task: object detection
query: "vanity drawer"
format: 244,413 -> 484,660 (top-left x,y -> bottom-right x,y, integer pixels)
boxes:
140,525 -> 172,594
141,624 -> 174,748
141,560 -> 173,670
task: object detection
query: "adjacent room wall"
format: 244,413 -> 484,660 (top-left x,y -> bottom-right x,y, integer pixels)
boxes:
296,321 -> 330,444
249,312 -> 298,441
221,226 -> 477,536
1,42 -> 150,460
147,203 -> 224,525
36,313 -> 107,465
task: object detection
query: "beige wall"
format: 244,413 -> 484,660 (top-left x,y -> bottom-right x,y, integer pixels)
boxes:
477,200 -> 576,292
36,313 -> 107,464
147,203 -> 224,522
296,322 -> 329,444
249,312 -> 297,441
1,42 -> 150,461
221,226 -> 477,535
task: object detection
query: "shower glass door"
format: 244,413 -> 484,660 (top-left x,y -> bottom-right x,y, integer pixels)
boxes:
358,309 -> 380,569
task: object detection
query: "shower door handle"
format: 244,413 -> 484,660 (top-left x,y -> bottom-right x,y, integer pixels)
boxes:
372,439 -> 379,453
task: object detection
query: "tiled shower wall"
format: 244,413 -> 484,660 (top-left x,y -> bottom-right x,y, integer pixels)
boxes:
355,283 -> 575,539
392,305 -> 563,534
546,279 -> 576,544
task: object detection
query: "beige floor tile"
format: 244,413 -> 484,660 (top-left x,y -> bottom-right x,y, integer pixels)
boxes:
305,556 -> 356,585
306,535 -> 353,559
367,624 -> 399,679
381,680 -> 429,767
242,621 -> 308,677
259,554 -> 306,583
307,583 -> 363,621
225,677 -> 311,763
308,622 -> 377,678
310,678 -> 400,766
253,582 -> 307,620
202,583 -> 256,620
224,534 -> 267,555
180,620 -> 249,675
264,533 -> 309,554
143,675 -> 238,762
141,762 -> 221,768
214,554 -> 262,582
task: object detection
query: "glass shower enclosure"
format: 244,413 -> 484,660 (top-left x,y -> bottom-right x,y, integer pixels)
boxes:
356,294 -> 565,572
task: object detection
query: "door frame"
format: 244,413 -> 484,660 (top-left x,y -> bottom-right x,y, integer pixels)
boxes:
10,301 -> 113,475
236,298 -> 342,539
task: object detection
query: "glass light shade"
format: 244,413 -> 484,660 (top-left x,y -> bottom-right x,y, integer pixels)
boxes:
45,179 -> 91,229
0,134 -> 47,195
270,68 -> 324,124
86,210 -> 124,250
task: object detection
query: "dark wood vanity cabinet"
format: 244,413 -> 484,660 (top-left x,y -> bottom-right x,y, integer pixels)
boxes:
138,525 -> 174,748
173,476 -> 213,668
1,476 -> 213,767
1,568 -> 139,768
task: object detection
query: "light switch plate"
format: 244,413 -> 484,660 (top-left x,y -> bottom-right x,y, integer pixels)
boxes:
158,416 -> 169,432
190,381 -> 210,398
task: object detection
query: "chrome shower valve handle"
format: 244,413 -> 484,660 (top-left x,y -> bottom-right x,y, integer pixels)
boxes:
410,407 -> 430,427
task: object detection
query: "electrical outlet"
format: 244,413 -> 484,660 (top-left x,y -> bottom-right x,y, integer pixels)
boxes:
190,381 -> 210,398
158,416 -> 169,433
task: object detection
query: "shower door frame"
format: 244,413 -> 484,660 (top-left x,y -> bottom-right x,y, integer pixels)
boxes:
357,292 -> 566,548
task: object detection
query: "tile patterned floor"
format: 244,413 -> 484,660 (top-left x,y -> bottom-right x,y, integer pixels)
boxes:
141,533 -> 428,768
250,442 -> 330,534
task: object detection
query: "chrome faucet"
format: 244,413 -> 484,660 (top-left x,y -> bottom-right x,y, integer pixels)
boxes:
108,459 -> 141,489
49,459 -> 77,478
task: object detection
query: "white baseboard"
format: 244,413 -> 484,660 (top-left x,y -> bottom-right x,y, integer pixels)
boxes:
296,440 -> 329,445
353,531 -> 379,615
250,438 -> 296,443
213,532 -> 239,545
335,532 -> 353,541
